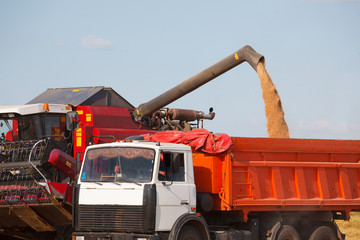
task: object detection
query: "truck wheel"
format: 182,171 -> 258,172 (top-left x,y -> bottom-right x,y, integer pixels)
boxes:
309,226 -> 337,240
276,225 -> 301,240
178,225 -> 203,240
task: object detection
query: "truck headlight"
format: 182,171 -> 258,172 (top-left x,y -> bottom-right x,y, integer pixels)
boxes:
74,236 -> 85,240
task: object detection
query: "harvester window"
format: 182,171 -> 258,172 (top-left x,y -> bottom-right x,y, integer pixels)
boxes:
0,119 -> 15,141
18,116 -> 40,140
1,114 -> 66,141
43,114 -> 66,139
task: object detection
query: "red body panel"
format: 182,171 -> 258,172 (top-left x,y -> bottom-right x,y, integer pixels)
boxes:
48,182 -> 73,203
49,149 -> 76,180
73,106 -> 154,160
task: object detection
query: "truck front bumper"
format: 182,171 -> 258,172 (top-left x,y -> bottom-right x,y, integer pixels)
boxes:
73,232 -> 162,240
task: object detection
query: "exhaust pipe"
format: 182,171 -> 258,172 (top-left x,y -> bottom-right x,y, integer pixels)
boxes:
133,45 -> 264,121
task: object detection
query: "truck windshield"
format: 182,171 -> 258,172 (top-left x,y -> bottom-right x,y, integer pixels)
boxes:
81,147 -> 155,183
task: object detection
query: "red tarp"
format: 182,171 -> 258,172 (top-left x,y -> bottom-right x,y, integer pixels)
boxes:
141,129 -> 233,154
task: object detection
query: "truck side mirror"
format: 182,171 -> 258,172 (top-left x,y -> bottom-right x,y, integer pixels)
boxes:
66,111 -> 80,131
170,153 -> 180,174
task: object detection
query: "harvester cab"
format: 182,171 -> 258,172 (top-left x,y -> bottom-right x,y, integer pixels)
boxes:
0,103 -> 72,142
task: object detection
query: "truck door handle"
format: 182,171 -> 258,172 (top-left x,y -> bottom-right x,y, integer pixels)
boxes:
181,200 -> 189,205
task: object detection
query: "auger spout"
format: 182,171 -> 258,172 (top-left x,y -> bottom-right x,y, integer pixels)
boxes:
133,45 -> 264,121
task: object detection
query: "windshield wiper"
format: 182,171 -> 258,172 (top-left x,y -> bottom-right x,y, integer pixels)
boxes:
120,179 -> 141,186
100,178 -> 141,186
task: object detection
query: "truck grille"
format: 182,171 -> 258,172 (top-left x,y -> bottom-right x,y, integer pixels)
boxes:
78,205 -> 143,232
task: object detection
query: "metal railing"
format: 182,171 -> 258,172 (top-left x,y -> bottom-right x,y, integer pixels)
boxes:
0,139 -> 47,164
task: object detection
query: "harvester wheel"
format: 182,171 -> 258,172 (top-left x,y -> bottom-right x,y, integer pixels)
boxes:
276,225 -> 301,240
178,225 -> 203,240
309,226 -> 337,240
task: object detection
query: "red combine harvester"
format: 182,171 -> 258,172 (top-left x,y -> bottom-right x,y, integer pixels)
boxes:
0,85 -> 214,239
0,87 -> 151,239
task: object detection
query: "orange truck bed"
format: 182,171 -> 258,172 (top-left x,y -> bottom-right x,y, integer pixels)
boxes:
193,137 -> 360,220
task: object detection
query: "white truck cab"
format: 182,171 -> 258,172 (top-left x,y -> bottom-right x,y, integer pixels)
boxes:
73,141 -> 206,240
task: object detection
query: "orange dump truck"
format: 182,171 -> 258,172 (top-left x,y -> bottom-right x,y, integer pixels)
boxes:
72,131 -> 360,240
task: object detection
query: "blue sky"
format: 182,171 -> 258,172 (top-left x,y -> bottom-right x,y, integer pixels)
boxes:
1,1 -> 359,139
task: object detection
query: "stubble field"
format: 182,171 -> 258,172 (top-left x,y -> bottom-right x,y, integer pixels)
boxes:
336,212 -> 360,240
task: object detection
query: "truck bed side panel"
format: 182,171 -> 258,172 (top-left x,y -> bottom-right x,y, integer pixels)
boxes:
193,137 -> 360,214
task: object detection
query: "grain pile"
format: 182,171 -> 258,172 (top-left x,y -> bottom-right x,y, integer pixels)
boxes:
256,61 -> 289,138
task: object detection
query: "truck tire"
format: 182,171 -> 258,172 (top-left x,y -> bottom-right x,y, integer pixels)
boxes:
168,214 -> 210,240
309,226 -> 337,240
276,225 -> 301,240
178,225 -> 203,240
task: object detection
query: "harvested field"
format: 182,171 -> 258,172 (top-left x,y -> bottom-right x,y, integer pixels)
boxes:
336,212 -> 360,240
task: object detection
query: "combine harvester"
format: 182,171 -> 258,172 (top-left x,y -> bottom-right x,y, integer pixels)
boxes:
0,87 -> 212,239
0,87 -> 155,239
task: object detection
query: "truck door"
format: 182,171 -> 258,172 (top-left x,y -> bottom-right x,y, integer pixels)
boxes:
155,151 -> 193,231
